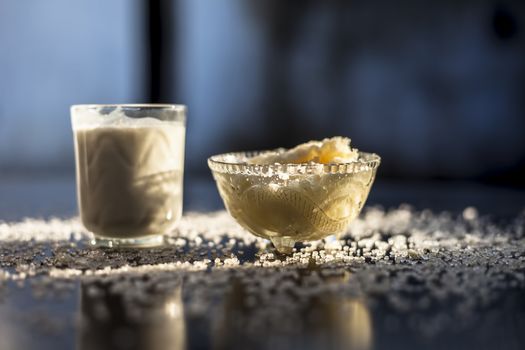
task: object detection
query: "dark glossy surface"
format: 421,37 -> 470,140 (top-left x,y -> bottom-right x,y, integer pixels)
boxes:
0,176 -> 524,350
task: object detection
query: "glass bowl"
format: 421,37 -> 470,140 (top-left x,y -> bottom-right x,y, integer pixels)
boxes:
208,151 -> 380,253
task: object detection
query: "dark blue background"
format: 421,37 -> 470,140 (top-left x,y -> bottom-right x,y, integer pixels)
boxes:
0,0 -> 524,186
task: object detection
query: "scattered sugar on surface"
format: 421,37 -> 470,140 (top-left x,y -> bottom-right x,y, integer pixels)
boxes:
0,206 -> 524,339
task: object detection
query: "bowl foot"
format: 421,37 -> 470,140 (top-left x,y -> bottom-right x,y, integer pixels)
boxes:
270,237 -> 296,254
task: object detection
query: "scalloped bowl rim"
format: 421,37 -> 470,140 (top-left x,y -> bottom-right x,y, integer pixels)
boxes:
208,149 -> 381,176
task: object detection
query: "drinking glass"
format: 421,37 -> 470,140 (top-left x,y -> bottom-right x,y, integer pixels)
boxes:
71,104 -> 186,247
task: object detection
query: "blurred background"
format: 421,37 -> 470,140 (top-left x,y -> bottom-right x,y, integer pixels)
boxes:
0,0 -> 524,218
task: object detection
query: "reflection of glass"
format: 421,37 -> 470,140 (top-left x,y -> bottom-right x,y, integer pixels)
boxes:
77,280 -> 186,350
211,270 -> 373,350
71,104 -> 186,247
209,151 -> 380,253
319,297 -> 373,350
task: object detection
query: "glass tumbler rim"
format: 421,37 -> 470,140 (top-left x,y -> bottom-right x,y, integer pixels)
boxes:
71,103 -> 186,112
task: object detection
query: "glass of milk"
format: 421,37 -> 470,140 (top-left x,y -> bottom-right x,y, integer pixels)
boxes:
71,104 -> 186,247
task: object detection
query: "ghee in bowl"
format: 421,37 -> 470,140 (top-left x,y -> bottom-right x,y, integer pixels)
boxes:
208,137 -> 380,253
